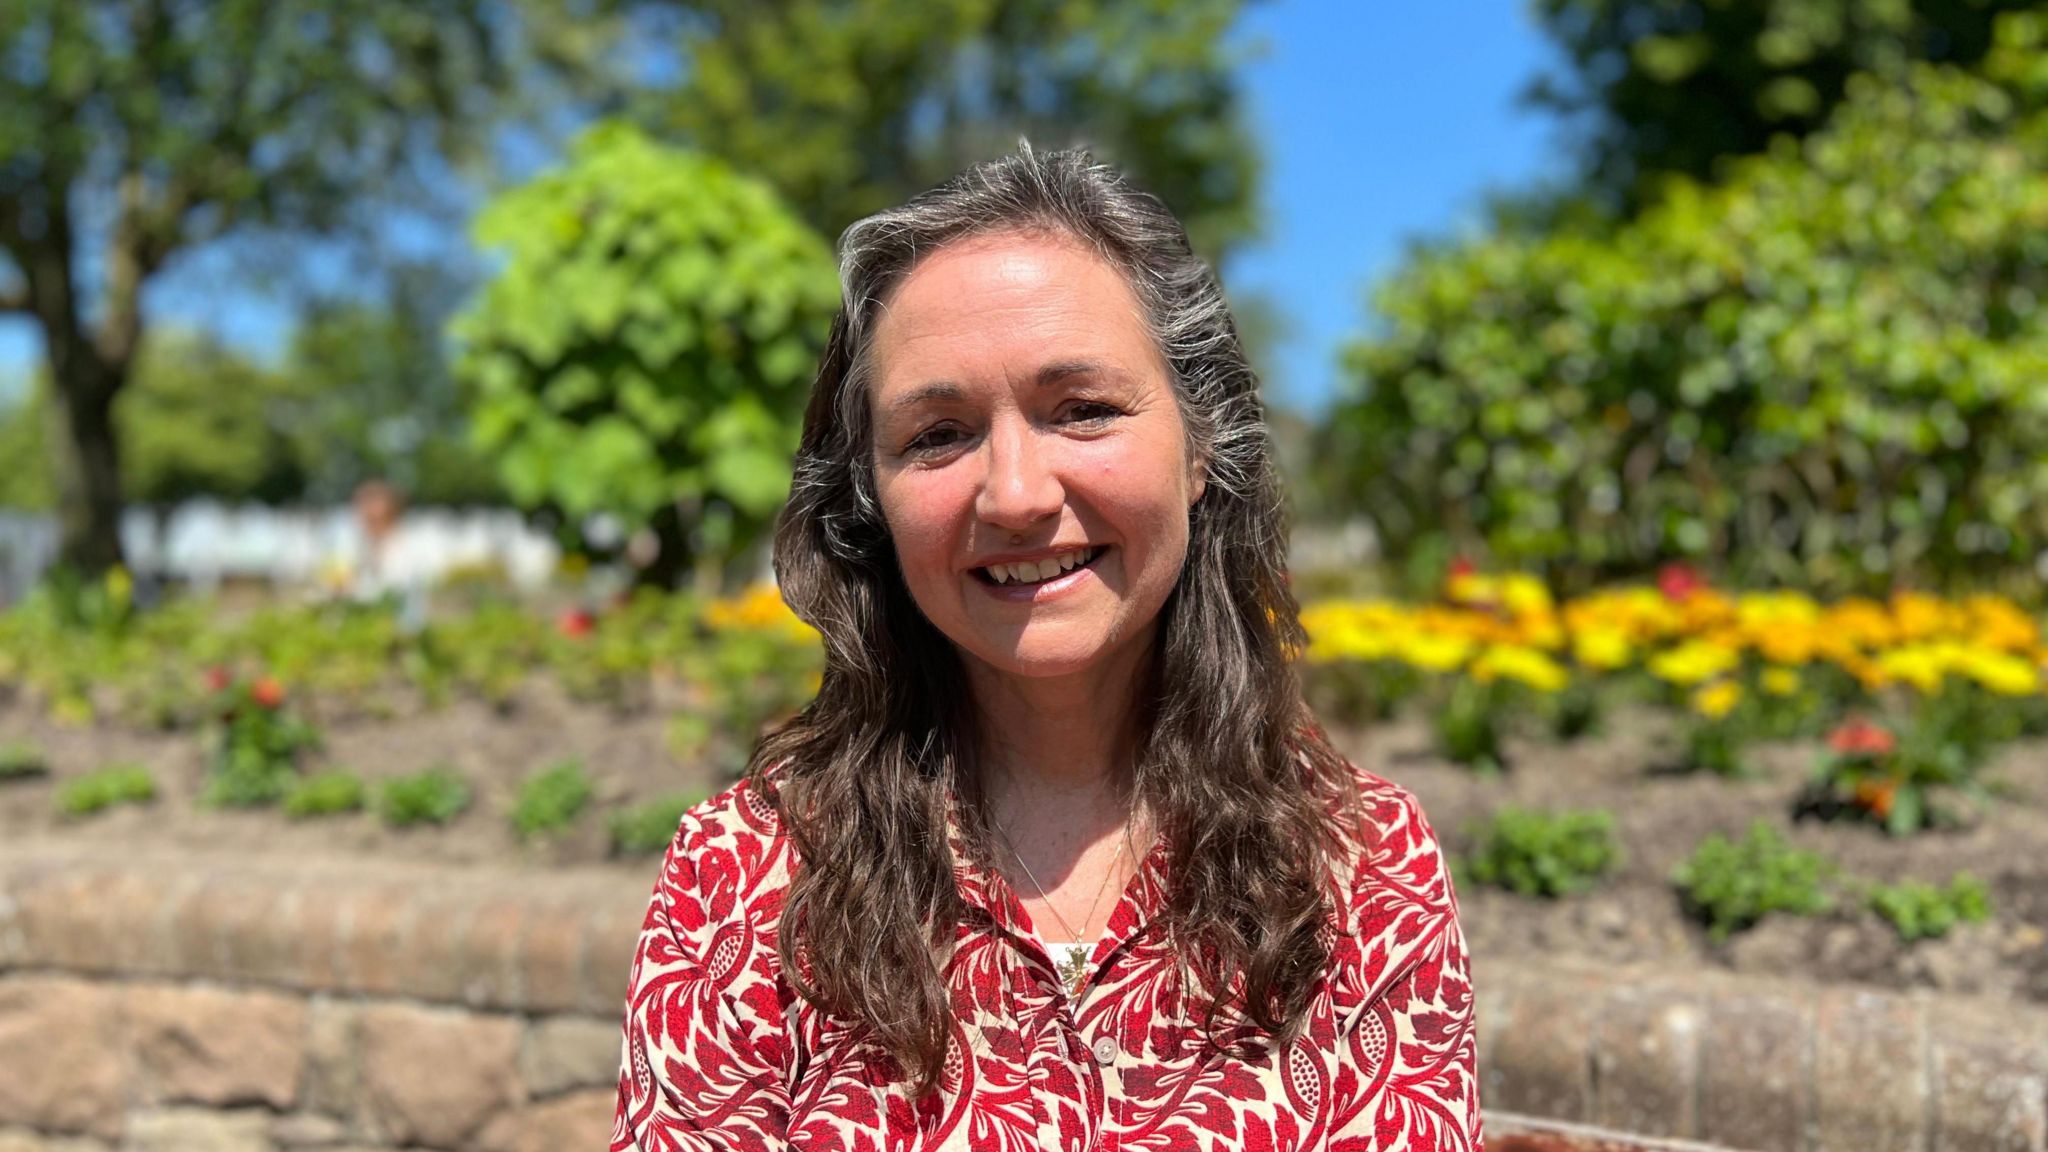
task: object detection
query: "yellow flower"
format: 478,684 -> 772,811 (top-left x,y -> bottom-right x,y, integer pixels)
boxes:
1876,645 -> 1948,696
1957,648 -> 2039,696
1499,574 -> 1555,618
1470,644 -> 1571,693
1760,666 -> 1803,697
1649,640 -> 1740,686
1399,632 -> 1474,673
1571,628 -> 1634,672
1691,680 -> 1743,719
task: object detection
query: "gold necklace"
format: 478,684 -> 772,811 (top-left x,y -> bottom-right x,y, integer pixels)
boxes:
995,809 -> 1131,996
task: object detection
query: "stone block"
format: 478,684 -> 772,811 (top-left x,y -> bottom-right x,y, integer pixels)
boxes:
302,996 -> 361,1120
518,900 -> 591,1014
358,1002 -> 521,1149
1697,987 -> 1809,1152
12,870 -> 113,972
1931,1001 -> 2047,1152
124,1107 -> 270,1152
454,896 -> 529,1010
269,1112 -> 350,1147
0,892 -> 24,969
128,982 -> 305,1109
335,883 -> 415,997
214,877 -> 306,987
523,1015 -> 625,1098
475,1088 -> 616,1152
1590,983 -> 1702,1141
0,1125 -> 112,1152
1481,970 -> 1600,1122
580,897 -> 649,1017
389,890 -> 475,1005
0,977 -> 127,1139
1813,988 -> 1925,1152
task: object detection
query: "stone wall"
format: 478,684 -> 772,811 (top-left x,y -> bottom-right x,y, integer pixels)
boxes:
0,844 -> 2042,1151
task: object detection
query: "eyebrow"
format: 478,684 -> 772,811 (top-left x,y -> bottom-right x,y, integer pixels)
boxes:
882,360 -> 1125,415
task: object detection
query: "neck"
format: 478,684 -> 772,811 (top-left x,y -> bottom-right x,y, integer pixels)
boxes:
966,628 -> 1152,805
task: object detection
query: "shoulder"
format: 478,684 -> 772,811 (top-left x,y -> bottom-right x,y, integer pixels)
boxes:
1316,752 -> 1461,944
647,772 -> 796,965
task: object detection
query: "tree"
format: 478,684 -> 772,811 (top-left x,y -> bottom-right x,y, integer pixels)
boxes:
281,264 -> 503,506
0,1 -> 623,575
453,122 -> 840,588
643,0 -> 1264,259
1323,12 -> 2048,593
1529,0 -> 2037,208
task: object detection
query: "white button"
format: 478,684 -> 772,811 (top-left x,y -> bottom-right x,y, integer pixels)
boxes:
1091,1036 -> 1118,1066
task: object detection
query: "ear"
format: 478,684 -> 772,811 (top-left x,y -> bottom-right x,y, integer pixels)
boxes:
1188,452 -> 1208,507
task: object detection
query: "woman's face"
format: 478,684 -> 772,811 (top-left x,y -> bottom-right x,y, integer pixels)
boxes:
868,230 -> 1205,683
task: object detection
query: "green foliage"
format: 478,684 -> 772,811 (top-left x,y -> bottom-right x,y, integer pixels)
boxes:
119,331 -> 311,506
1529,0 -> 2033,206
1672,820 -> 1837,941
378,765 -> 473,828
201,675 -> 323,809
1866,873 -> 1993,942
0,384 -> 52,510
649,0 -> 1261,258
282,771 -> 368,820
1432,676 -> 1507,774
0,741 -> 48,780
608,792 -> 707,857
1463,807 -> 1623,898
1326,20 -> 2048,594
55,764 -> 156,817
455,122 -> 839,581
510,760 -> 595,840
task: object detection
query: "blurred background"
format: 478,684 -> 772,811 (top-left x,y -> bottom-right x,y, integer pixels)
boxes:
2,3 -> 2047,1150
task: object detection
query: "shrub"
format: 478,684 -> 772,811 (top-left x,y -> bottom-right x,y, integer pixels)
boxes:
1432,676 -> 1506,775
608,792 -> 706,857
1672,821 -> 1836,942
0,741 -> 48,780
511,760 -> 594,840
55,764 -> 156,816
1867,874 -> 1993,943
282,770 -> 368,819
201,672 -> 322,808
1463,807 -> 1622,898
378,765 -> 472,828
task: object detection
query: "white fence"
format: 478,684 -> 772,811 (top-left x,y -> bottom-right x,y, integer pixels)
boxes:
0,503 -> 561,606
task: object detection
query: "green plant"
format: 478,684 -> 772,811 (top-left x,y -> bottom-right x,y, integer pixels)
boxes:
0,741 -> 48,780
55,764 -> 156,816
201,671 -> 322,808
282,770 -> 368,819
1463,807 -> 1622,898
378,765 -> 472,828
608,792 -> 707,857
1672,821 -> 1836,942
1867,873 -> 1993,943
1432,676 -> 1506,775
510,760 -> 594,840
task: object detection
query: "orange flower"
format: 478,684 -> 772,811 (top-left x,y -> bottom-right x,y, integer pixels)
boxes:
1854,778 -> 1898,820
555,609 -> 595,639
204,665 -> 233,694
1827,717 -> 1896,758
250,677 -> 286,710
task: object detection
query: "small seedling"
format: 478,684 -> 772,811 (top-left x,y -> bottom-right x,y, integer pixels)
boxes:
1672,820 -> 1836,942
0,741 -> 48,781
608,792 -> 707,857
1462,807 -> 1622,898
1867,873 -> 1992,943
378,765 -> 472,827
283,770 -> 368,819
510,760 -> 594,840
55,764 -> 156,816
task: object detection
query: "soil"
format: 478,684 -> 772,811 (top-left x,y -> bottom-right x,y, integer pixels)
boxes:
1337,711 -> 2048,1005
2,682 -> 2043,1004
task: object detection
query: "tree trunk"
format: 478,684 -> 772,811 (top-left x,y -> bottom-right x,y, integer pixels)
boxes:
42,352 -> 127,576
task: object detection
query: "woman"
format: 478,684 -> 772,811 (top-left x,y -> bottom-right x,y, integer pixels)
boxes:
613,145 -> 1483,1151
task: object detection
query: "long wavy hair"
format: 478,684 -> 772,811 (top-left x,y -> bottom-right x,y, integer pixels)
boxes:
750,143 -> 1357,1094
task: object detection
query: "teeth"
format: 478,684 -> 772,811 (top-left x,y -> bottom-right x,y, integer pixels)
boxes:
984,548 -> 1094,586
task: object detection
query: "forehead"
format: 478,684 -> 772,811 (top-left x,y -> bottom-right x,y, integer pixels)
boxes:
866,231 -> 1165,401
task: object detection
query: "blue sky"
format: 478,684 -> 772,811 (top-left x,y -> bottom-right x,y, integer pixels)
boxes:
0,2 -> 1566,412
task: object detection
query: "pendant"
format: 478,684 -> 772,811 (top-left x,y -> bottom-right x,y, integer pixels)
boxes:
1057,947 -> 1090,994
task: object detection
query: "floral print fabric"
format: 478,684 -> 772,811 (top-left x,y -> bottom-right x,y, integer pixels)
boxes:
612,759 -> 1485,1151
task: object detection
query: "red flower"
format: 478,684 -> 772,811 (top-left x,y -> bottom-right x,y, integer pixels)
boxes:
1657,562 -> 1706,603
556,609 -> 595,639
1827,717 -> 1896,758
250,677 -> 286,710
204,665 -> 232,694
1447,556 -> 1478,580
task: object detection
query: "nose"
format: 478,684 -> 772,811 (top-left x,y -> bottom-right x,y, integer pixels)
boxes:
975,418 -> 1063,532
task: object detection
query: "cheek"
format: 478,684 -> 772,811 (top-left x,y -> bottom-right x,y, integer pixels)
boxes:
879,475 -> 967,581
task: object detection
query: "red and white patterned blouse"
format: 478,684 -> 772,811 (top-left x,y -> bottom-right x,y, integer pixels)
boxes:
612,758 -> 1485,1151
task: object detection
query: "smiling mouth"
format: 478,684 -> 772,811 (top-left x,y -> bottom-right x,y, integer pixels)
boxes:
972,545 -> 1109,587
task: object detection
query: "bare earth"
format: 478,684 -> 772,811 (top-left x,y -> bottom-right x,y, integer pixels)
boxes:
2,685 -> 2042,1003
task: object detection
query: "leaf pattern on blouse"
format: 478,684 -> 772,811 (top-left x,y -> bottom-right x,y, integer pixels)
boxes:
612,757 -> 1485,1152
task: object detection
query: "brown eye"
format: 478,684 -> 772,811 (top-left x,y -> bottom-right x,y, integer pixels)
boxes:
907,425 -> 966,454
1063,401 -> 1122,425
